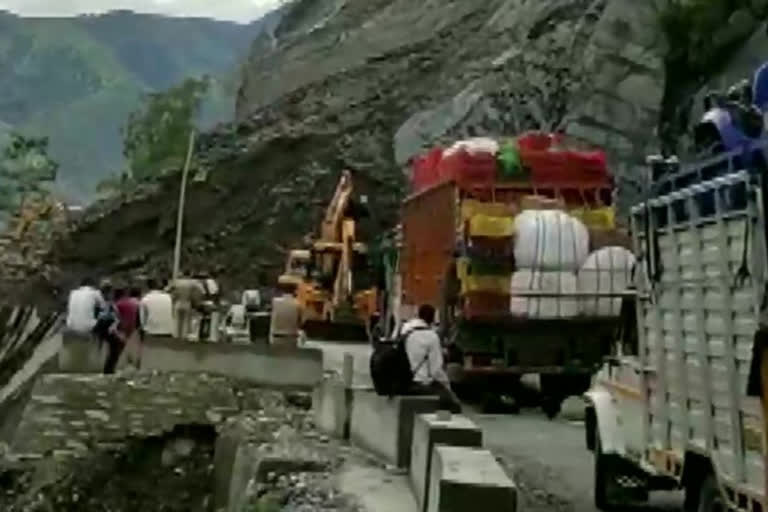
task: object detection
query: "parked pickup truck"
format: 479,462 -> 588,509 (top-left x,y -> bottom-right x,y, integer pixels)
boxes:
585,150 -> 768,511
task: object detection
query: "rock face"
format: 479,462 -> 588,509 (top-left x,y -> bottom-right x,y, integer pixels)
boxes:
24,0 -> 766,292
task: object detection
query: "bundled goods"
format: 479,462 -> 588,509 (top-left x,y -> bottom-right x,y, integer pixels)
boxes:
517,131 -> 610,187
410,147 -> 443,192
464,236 -> 515,260
589,228 -> 632,251
461,274 -> 511,295
461,199 -> 518,222
513,210 -> 589,271
569,206 -> 615,230
497,139 -> 526,181
445,137 -> 499,156
519,195 -> 566,211
577,247 -> 636,317
467,214 -> 515,238
439,137 -> 498,189
509,270 -> 578,318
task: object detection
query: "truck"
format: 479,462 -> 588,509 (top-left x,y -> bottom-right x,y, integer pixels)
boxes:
397,176 -> 633,416
585,148 -> 768,511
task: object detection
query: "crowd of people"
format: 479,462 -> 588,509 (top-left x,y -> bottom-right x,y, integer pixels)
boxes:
65,277 -> 174,374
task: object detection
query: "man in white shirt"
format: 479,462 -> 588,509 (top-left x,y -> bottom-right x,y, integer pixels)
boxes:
402,304 -> 461,413
140,279 -> 174,337
66,277 -> 105,334
242,289 -> 261,311
269,284 -> 302,349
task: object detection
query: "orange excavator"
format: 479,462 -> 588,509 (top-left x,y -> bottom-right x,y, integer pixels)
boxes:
278,170 -> 378,340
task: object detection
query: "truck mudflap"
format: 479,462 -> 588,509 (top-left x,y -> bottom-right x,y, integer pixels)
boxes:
584,388 -> 626,456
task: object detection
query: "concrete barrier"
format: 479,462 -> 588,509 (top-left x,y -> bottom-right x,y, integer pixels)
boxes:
312,375 -> 351,439
411,414 -> 483,512
59,332 -> 104,372
59,335 -> 323,389
214,416 -> 327,512
427,446 -> 516,512
350,389 -> 440,468
141,338 -> 323,389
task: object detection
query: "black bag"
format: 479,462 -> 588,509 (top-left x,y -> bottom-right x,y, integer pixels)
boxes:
370,327 -> 428,397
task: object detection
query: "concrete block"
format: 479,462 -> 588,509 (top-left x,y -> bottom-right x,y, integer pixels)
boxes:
58,332 -> 104,372
350,389 -> 440,467
312,376 -> 351,439
428,446 -> 516,512
214,428 -> 258,512
141,338 -> 323,389
411,414 -> 483,512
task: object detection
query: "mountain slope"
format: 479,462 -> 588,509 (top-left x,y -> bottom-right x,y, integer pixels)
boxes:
0,10 -> 273,200
23,0 -> 768,299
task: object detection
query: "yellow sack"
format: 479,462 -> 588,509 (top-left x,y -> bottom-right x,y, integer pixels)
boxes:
520,195 -> 565,211
461,274 -> 512,295
461,200 -> 516,222
571,206 -> 615,230
468,214 -> 515,238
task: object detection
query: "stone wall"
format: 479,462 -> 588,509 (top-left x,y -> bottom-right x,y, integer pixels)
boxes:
9,373 -> 241,463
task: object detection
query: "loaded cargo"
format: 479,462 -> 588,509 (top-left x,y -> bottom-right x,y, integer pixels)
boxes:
396,133 -> 634,416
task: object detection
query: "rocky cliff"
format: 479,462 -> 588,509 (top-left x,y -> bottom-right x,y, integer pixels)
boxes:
18,0 -> 768,298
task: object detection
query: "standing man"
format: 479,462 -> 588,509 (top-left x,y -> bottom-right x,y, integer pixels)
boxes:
402,304 -> 461,413
140,279 -> 174,338
169,276 -> 205,341
96,286 -> 123,374
269,283 -> 301,349
115,286 -> 142,370
66,277 -> 105,335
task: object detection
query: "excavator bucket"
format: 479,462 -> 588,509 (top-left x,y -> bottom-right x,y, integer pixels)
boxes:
302,302 -> 369,342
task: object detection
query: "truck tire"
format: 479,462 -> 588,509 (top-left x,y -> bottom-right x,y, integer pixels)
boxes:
594,434 -> 617,510
693,474 -> 725,512
594,432 -> 649,510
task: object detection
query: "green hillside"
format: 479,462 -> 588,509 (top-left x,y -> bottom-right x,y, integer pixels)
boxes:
0,10 -> 267,201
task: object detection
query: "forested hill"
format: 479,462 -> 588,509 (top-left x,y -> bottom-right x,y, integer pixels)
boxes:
0,9 -> 277,201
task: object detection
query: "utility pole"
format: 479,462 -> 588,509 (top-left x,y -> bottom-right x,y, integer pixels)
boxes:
172,130 -> 196,282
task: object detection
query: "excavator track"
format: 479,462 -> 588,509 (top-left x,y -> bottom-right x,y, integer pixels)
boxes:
302,320 -> 368,343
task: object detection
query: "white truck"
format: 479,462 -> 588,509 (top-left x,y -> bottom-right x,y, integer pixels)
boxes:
585,158 -> 768,511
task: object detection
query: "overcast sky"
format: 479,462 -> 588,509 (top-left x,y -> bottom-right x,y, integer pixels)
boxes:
0,0 -> 284,22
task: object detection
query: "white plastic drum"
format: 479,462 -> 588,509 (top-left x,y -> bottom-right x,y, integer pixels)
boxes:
513,210 -> 589,271
510,270 -> 578,318
577,246 -> 636,317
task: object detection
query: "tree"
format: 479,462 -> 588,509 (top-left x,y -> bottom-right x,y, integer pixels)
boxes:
122,76 -> 210,182
0,133 -> 58,215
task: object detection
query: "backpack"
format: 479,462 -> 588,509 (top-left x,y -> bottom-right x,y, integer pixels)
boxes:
370,326 -> 429,397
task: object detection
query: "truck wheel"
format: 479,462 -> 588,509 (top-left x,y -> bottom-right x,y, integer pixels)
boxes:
594,434 -> 618,510
694,474 -> 725,512
594,433 -> 648,510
